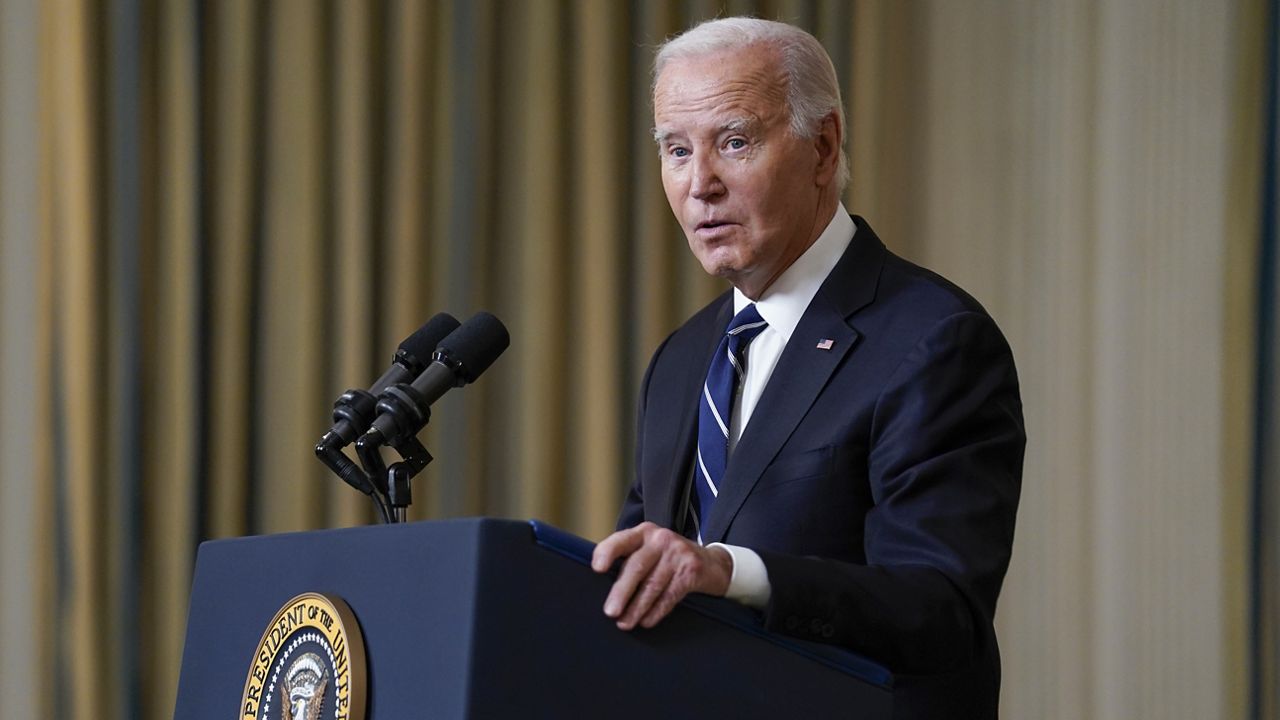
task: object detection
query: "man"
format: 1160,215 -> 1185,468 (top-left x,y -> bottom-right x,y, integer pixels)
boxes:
590,17 -> 1024,718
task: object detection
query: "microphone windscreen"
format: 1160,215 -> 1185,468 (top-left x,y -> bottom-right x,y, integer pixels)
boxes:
397,312 -> 461,368
440,311 -> 510,382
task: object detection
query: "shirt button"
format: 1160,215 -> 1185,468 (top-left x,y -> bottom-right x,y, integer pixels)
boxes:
821,623 -> 835,638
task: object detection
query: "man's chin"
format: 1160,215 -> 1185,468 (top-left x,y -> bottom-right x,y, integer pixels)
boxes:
706,264 -> 762,296
689,245 -> 738,273
698,259 -> 744,281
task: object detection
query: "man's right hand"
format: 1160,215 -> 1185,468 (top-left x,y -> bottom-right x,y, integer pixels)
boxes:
591,521 -> 733,631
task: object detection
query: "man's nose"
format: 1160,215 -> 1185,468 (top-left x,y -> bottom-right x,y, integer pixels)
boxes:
689,154 -> 725,200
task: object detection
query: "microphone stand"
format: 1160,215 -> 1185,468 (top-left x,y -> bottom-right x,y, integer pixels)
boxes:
316,387 -> 394,524
386,437 -> 433,523
315,434 -> 393,524
355,428 -> 434,523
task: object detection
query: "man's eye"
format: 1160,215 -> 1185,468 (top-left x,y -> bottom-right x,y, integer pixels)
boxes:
670,147 -> 690,158
726,138 -> 748,151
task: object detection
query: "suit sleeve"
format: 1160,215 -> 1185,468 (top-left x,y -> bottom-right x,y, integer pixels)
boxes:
757,310 -> 1024,673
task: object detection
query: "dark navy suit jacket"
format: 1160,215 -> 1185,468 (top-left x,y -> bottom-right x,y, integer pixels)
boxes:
618,217 -> 1025,719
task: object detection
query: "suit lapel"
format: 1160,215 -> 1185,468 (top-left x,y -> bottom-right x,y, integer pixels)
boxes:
653,296 -> 733,529
701,217 -> 886,542
701,296 -> 857,541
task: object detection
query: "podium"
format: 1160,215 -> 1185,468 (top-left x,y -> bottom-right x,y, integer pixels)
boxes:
174,518 -> 892,718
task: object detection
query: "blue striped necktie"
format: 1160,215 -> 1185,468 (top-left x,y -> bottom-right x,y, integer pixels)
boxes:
693,304 -> 768,542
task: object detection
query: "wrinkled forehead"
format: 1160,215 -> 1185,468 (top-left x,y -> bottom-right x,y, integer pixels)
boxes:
651,46 -> 788,126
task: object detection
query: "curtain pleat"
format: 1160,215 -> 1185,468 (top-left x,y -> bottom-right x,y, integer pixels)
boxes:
381,0 -> 438,519
205,0 -> 257,539
568,0 -> 627,538
103,0 -> 143,715
256,0 -> 328,534
419,0 -> 460,521
631,1 -> 686,382
512,0 -> 571,523
330,0 -> 379,528
34,0 -> 56,713
382,0 -> 434,345
1253,0 -> 1280,714
44,0 -> 107,716
140,1 -> 202,716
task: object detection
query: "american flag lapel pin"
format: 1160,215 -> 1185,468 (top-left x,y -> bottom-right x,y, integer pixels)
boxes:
816,338 -> 835,350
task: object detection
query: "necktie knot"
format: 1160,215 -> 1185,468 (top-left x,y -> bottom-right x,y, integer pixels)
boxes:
726,304 -> 767,340
723,304 -> 768,380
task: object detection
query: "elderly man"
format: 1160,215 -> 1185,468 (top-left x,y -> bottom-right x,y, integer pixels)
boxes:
591,17 -> 1024,718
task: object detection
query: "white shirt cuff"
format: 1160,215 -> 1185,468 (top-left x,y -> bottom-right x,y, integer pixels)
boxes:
706,542 -> 771,609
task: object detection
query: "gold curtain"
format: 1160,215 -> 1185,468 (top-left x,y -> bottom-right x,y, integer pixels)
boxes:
31,1 -> 858,717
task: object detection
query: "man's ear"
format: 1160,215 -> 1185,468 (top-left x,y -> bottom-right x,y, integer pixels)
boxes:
813,112 -> 842,186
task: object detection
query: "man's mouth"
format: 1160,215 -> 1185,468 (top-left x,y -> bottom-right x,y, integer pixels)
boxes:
696,219 -> 735,233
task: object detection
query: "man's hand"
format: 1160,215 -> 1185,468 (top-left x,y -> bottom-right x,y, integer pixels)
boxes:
591,521 -> 733,630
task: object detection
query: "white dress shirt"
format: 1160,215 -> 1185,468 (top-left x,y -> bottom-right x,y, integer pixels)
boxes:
706,204 -> 856,608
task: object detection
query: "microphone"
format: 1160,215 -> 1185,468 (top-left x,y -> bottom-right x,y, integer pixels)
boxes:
317,312 -> 461,449
356,311 -> 509,451
315,313 -> 460,504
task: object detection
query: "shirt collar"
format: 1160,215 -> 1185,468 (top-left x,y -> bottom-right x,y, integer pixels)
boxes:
733,203 -> 856,343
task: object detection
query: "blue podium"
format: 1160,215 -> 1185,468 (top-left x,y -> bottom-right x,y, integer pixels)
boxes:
174,518 -> 892,718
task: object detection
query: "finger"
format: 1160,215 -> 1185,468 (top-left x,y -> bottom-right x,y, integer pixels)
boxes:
617,559 -> 676,631
638,587 -> 681,629
603,544 -> 661,619
638,543 -> 733,628
591,523 -> 650,573
637,546 -> 706,629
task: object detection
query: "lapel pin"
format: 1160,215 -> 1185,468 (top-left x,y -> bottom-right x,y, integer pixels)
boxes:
816,338 -> 834,350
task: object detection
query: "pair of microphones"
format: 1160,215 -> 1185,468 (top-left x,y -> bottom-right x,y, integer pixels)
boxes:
315,311 -> 509,523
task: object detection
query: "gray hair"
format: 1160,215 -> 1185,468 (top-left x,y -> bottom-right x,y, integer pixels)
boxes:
654,17 -> 849,191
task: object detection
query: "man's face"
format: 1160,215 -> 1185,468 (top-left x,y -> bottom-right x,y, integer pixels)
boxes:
653,45 -> 833,299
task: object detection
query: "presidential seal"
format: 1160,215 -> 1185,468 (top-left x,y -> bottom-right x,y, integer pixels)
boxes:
241,592 -> 367,720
